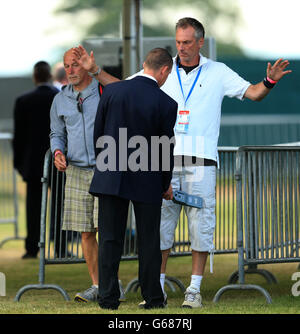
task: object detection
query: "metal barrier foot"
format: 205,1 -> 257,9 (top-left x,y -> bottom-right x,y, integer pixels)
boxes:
125,278 -> 177,293
165,276 -> 185,293
228,267 -> 277,284
164,278 -> 176,292
228,271 -> 239,284
0,236 -> 24,248
254,269 -> 277,284
213,284 -> 272,304
125,278 -> 140,293
125,276 -> 185,293
14,284 -> 70,302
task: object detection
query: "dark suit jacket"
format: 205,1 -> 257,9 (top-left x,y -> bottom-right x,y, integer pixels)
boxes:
13,84 -> 59,182
89,75 -> 178,204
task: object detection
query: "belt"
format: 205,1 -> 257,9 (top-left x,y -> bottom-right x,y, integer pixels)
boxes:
174,155 -> 217,167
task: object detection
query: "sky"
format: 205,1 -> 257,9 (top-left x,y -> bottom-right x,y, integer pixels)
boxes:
0,0 -> 91,76
236,0 -> 300,59
0,0 -> 299,76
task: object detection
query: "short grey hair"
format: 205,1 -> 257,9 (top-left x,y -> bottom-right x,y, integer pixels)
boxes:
175,17 -> 205,40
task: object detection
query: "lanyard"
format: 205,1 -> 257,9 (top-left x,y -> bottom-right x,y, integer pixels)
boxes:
176,63 -> 202,107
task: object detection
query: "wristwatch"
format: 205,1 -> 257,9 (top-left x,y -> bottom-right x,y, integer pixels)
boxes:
88,66 -> 101,77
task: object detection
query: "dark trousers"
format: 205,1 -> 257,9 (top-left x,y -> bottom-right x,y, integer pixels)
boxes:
25,166 -> 67,257
98,194 -> 164,309
49,167 -> 68,257
25,180 -> 42,255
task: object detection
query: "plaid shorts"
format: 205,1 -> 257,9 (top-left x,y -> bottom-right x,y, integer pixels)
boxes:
62,165 -> 98,233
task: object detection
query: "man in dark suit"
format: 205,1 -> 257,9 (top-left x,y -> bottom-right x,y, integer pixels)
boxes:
89,48 -> 178,310
13,61 -> 59,258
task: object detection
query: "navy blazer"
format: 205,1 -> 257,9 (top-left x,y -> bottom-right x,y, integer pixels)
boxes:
89,76 -> 178,204
13,84 -> 59,182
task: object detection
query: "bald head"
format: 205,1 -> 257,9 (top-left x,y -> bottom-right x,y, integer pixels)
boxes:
63,48 -> 91,91
63,48 -> 74,62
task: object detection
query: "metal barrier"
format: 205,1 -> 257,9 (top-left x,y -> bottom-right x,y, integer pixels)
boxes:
213,146 -> 300,304
0,132 -> 22,247
126,147 -> 239,292
15,147 -> 239,301
162,147 -> 239,257
219,114 -> 300,146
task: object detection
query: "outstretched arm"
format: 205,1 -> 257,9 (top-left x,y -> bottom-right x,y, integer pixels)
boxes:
244,58 -> 291,101
72,45 -> 120,86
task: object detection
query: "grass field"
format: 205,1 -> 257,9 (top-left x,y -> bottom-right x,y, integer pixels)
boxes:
1,177 -> 300,316
1,232 -> 300,315
1,244 -> 300,315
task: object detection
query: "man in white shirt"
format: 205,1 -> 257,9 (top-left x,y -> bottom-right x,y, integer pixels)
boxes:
157,17 -> 290,308
71,17 -> 291,308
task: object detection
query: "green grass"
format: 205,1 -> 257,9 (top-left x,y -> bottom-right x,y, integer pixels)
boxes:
1,178 -> 300,314
1,243 -> 300,314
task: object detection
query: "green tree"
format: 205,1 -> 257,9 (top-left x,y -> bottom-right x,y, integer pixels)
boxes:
56,0 -> 246,57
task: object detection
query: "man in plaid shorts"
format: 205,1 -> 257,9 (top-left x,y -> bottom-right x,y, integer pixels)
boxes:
50,47 -> 120,302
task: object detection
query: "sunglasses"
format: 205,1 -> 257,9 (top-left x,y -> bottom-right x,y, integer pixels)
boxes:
77,101 -> 83,113
77,96 -> 83,113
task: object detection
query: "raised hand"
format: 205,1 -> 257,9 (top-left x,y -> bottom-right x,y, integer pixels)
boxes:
72,45 -> 98,73
267,58 -> 292,82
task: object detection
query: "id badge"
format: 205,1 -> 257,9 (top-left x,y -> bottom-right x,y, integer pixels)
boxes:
176,110 -> 190,134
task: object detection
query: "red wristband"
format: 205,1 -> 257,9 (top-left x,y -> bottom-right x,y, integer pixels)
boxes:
54,150 -> 63,157
267,76 -> 277,84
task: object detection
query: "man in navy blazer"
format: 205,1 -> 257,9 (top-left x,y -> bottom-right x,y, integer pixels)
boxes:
89,48 -> 178,310
13,61 -> 59,258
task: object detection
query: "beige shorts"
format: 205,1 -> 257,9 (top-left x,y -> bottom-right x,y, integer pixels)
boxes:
62,165 -> 98,233
160,165 -> 216,252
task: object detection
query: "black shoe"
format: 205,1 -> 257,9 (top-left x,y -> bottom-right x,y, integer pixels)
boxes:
139,293 -> 167,309
144,302 -> 167,309
99,303 -> 119,310
21,253 -> 37,259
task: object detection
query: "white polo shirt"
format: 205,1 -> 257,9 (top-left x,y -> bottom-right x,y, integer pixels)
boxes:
161,54 -> 251,163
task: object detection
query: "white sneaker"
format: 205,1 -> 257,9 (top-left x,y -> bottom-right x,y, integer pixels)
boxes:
181,287 -> 202,308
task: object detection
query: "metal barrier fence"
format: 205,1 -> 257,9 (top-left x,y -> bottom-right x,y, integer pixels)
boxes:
127,147 -> 239,292
14,147 -> 238,301
219,114 -> 300,146
0,133 -> 22,247
213,146 -> 300,304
